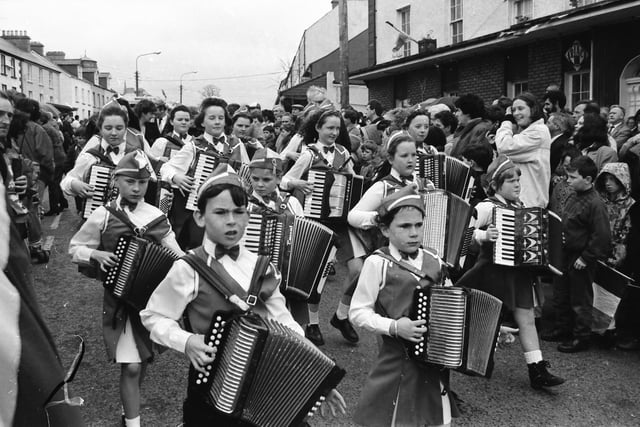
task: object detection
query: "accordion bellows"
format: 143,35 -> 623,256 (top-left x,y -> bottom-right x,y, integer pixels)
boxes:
416,153 -> 474,200
194,312 -> 345,427
408,286 -> 502,378
103,236 -> 179,310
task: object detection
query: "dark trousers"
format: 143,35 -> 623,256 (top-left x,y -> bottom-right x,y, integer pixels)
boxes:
47,166 -> 65,212
615,285 -> 640,339
552,258 -> 595,339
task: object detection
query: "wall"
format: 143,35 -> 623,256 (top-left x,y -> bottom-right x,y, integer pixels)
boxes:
0,53 -> 21,92
309,30 -> 369,77
21,64 -> 59,105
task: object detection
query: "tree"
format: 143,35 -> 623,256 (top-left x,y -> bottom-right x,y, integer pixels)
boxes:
200,84 -> 221,99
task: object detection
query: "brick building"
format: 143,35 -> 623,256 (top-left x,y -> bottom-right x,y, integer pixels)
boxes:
352,0 -> 640,116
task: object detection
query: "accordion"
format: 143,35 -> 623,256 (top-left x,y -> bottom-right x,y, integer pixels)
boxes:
103,235 -> 179,310
420,189 -> 473,267
303,169 -> 364,221
237,163 -> 254,194
241,212 -> 336,301
407,286 -> 502,378
185,152 -> 220,211
416,153 -> 474,200
492,206 -> 563,276
193,312 -> 345,427
83,163 -> 116,219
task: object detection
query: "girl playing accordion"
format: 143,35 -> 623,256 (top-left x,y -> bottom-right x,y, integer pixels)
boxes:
456,154 -> 565,390
350,186 -> 459,427
69,151 -> 183,427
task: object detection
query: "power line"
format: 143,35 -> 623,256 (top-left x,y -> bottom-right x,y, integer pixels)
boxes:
139,71 -> 282,82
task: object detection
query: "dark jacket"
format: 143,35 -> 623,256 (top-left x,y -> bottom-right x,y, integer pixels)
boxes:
550,133 -> 571,175
450,118 -> 492,159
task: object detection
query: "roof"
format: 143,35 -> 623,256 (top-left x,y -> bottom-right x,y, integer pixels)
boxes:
351,0 -> 638,81
0,37 -> 63,73
279,74 -> 326,98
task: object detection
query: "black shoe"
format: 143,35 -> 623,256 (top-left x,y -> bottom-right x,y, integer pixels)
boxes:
540,329 -> 571,342
43,209 -> 60,216
558,338 -> 590,353
617,337 -> 640,351
528,360 -> 565,389
30,247 -> 50,264
305,324 -> 325,346
330,313 -> 359,343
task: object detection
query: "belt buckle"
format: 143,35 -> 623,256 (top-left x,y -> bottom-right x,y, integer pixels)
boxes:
246,295 -> 257,306
134,226 -> 147,237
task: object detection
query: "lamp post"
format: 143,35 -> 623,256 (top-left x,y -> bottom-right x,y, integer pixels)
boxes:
135,51 -> 161,96
179,71 -> 198,104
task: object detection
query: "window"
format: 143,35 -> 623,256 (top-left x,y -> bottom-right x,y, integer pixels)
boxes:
39,93 -> 44,103
399,7 -> 411,57
565,71 -> 590,109
28,90 -> 33,99
75,86 -> 78,103
507,80 -> 529,98
48,71 -> 53,88
1,84 -> 6,91
450,0 -> 463,44
38,68 -> 43,85
49,96 -> 54,103
511,0 -> 533,24
1,55 -> 5,76
27,64 -> 33,82
81,88 -> 85,104
10,59 -> 16,78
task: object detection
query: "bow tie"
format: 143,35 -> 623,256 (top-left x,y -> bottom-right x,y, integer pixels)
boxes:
322,145 -> 335,154
400,175 -> 413,184
399,250 -> 419,261
215,245 -> 240,261
262,192 -> 278,204
106,146 -> 120,155
211,136 -> 225,145
119,198 -> 138,211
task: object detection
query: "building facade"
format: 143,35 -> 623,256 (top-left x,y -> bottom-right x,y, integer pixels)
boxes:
279,0 -> 370,110
352,0 -> 640,116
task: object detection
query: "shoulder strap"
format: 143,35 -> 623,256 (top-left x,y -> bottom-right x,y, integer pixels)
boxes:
85,147 -> 114,166
163,133 -> 185,148
373,248 -> 440,284
104,204 -> 167,237
246,255 -> 272,306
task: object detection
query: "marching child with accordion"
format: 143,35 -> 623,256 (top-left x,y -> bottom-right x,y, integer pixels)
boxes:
456,154 -> 565,389
349,186 -> 459,427
281,109 -> 361,344
141,167 -> 346,426
69,151 -> 183,427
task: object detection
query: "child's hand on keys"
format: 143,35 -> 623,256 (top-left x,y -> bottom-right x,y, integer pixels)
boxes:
185,334 -> 215,373
90,250 -> 118,272
394,317 -> 427,342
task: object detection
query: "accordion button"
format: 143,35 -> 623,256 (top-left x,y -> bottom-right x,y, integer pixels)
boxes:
217,333 -> 223,339
307,412 -> 314,418
207,365 -> 212,371
202,378 -> 208,383
214,322 -> 220,328
320,396 -> 326,402
216,316 -> 222,321
196,379 -> 201,385
215,340 -> 220,345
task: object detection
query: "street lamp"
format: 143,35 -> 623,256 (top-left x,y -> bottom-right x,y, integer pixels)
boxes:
135,51 -> 161,96
179,71 -> 198,104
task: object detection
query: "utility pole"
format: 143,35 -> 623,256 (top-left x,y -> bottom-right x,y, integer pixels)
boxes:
339,0 -> 349,108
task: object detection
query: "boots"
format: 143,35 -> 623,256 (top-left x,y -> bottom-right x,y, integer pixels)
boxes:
528,360 -> 565,389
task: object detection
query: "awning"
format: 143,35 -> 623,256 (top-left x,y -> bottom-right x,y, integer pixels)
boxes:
48,102 -> 76,114
351,0 -> 640,81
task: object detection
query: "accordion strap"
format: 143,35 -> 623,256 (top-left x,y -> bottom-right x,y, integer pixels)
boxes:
181,252 -> 272,311
374,248 -> 440,284
85,147 -> 116,166
104,205 -> 166,238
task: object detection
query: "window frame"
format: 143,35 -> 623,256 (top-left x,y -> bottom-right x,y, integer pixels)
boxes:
564,70 -> 591,110
399,6 -> 411,57
450,0 -> 463,45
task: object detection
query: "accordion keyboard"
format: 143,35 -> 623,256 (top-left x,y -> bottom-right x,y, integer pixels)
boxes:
304,170 -> 326,219
186,153 -> 218,211
83,165 -> 113,218
494,208 -> 516,265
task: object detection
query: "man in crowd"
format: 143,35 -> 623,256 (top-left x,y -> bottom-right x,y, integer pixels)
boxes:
608,104 -> 632,150
543,90 -> 567,118
365,99 -> 383,125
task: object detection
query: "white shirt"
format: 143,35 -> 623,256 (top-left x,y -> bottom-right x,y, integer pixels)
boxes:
279,133 -> 304,160
149,132 -> 193,161
280,141 -> 355,190
61,139 -> 126,196
140,236 -> 304,354
350,244 -> 427,335
68,197 -> 183,265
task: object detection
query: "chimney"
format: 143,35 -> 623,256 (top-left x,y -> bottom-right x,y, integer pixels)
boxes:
31,41 -> 44,56
46,51 -> 66,62
331,0 -> 338,9
1,30 -> 32,52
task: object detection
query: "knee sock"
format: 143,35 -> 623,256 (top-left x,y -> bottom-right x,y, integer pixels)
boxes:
124,416 -> 140,427
524,350 -> 543,364
336,302 -> 350,320
308,305 -> 319,325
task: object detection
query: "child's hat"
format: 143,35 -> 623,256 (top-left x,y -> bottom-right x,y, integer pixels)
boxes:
291,104 -> 304,110
249,148 -> 282,173
197,163 -> 244,199
114,150 -> 153,179
486,154 -> 516,182
377,184 -> 424,217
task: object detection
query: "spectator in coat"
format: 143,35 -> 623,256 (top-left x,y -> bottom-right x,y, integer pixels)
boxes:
450,93 -> 492,159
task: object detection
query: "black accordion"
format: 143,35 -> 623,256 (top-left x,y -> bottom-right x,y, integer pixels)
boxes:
492,206 -> 563,276
193,311 -> 345,427
103,235 -> 179,310
303,169 -> 363,221
241,212 -> 336,301
407,286 -> 502,378
185,151 -> 221,211
416,153 -> 474,200
83,163 -> 116,219
421,189 -> 473,267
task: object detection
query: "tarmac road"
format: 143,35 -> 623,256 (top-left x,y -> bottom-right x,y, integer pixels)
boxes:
31,208 -> 640,426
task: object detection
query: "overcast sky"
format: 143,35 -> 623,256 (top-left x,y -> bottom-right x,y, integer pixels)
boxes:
0,0 -> 335,107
